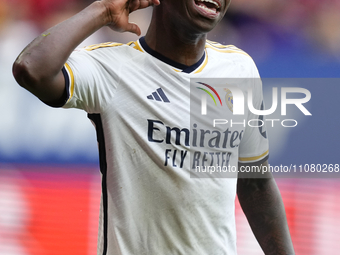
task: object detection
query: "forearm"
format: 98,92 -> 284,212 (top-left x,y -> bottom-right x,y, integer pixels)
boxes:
12,1 -> 108,101
237,176 -> 294,254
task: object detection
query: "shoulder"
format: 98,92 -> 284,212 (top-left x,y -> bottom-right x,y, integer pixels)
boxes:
82,41 -> 140,52
71,41 -> 143,60
205,39 -> 260,77
205,39 -> 253,59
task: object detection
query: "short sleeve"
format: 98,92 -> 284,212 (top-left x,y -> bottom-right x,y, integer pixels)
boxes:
62,48 -> 118,113
238,78 -> 269,165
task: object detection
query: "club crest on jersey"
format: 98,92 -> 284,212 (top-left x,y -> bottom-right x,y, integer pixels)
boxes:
224,88 -> 233,112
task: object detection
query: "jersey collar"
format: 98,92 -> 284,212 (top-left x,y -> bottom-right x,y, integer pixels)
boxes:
138,37 -> 207,74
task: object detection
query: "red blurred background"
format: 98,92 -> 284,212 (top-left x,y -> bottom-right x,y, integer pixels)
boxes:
1,165 -> 340,254
1,0 -> 340,254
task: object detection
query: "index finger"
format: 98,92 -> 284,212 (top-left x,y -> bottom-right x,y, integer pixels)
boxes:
129,0 -> 160,13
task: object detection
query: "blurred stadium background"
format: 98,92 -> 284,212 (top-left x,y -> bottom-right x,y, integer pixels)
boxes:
1,0 -> 340,254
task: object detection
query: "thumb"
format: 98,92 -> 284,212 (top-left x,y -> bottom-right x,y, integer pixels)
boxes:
125,22 -> 141,36
152,0 -> 160,6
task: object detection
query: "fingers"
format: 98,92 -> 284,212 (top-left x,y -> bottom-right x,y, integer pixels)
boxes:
129,0 -> 160,12
152,0 -> 161,6
106,0 -> 160,35
125,22 -> 141,36
125,0 -> 159,35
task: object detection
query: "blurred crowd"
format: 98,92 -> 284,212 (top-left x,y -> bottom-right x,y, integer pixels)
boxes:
226,0 -> 340,60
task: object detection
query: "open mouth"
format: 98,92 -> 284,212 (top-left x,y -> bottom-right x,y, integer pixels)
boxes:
194,0 -> 221,17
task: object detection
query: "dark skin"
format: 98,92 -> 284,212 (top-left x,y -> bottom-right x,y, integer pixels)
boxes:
13,0 -> 294,254
238,161 -> 294,254
144,0 -> 230,66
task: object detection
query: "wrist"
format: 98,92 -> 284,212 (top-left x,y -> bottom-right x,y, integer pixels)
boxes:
94,0 -> 115,26
86,1 -> 113,28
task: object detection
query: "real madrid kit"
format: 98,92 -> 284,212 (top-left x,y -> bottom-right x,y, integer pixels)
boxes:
62,37 -> 269,255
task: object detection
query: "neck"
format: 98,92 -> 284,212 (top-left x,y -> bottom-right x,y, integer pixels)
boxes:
145,7 -> 207,67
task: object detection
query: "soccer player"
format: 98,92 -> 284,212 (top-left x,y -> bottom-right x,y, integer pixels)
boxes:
13,0 -> 294,254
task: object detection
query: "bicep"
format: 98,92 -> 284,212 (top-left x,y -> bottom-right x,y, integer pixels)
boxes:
237,160 -> 274,200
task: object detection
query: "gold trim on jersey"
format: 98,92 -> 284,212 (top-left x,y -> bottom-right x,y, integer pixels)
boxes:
205,40 -> 251,57
133,40 -> 144,53
194,49 -> 208,74
64,63 -> 74,102
238,150 -> 269,162
206,39 -> 234,48
84,42 -> 124,51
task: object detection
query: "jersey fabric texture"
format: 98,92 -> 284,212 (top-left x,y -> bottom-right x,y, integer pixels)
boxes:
62,37 -> 269,255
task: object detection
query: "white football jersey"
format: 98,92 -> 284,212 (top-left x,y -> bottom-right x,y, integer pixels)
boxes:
62,37 -> 269,255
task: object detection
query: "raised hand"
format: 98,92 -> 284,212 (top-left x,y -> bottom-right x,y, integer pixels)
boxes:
13,0 -> 161,105
101,0 -> 160,36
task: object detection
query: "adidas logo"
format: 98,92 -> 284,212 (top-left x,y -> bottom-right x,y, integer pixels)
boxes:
147,88 -> 170,103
